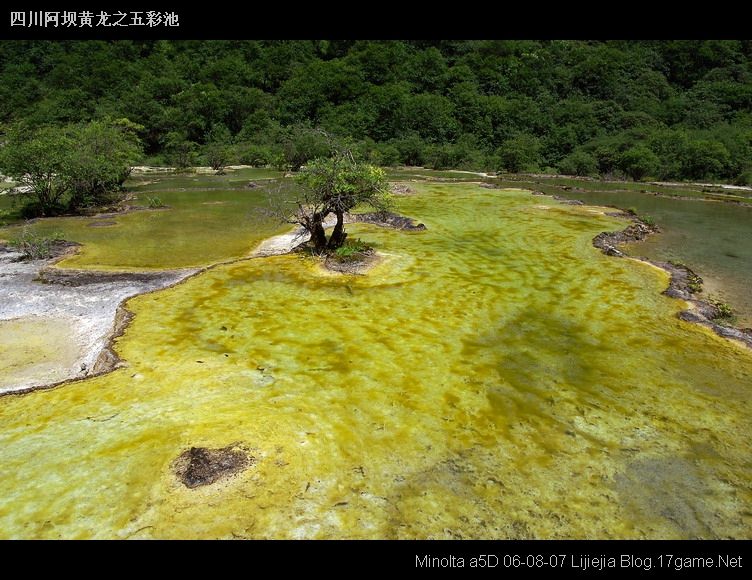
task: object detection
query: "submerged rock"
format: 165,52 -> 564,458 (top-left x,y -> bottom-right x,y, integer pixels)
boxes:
324,250 -> 380,275
174,445 -> 252,489
349,211 -> 426,231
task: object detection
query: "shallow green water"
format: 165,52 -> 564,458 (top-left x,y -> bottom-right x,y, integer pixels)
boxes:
128,167 -> 284,192
550,189 -> 752,327
0,186 -> 290,270
1,183 -> 750,539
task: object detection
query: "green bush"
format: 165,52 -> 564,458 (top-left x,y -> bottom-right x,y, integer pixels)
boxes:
708,298 -> 734,320
145,196 -> 166,208
239,144 -> 273,167
8,227 -> 66,260
558,151 -> 598,177
733,168 -> 752,186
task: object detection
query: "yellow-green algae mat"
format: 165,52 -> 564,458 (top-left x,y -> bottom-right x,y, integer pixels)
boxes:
1,183 -> 751,539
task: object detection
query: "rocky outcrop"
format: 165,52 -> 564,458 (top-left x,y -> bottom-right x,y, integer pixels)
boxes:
592,222 -> 659,258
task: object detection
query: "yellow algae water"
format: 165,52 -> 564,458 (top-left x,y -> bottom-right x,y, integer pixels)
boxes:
1,183 -> 751,539
0,318 -> 80,390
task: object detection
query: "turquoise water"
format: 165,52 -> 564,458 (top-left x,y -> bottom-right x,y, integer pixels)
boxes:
542,189 -> 752,327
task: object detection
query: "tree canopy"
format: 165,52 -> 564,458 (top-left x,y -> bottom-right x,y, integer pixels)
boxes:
0,119 -> 142,216
1,40 -> 752,183
289,151 -> 389,252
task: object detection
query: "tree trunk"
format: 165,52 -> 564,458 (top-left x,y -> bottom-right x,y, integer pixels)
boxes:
310,212 -> 328,252
328,210 -> 347,250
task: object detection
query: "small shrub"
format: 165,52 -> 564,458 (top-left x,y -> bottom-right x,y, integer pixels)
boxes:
708,298 -> 734,321
639,214 -> 656,227
687,274 -> 703,294
332,238 -> 373,261
145,196 -> 166,208
8,226 -> 66,260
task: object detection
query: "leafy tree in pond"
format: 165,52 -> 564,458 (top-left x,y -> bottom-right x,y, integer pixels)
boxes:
67,118 -> 143,210
290,150 -> 390,252
619,145 -> 660,181
0,125 -> 73,216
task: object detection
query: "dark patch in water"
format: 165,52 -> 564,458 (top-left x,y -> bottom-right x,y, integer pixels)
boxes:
613,455 -> 730,538
174,444 -> 253,489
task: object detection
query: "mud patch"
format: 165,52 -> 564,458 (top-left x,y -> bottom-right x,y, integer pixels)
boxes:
87,221 -> 117,228
174,445 -> 253,489
37,268 -> 182,287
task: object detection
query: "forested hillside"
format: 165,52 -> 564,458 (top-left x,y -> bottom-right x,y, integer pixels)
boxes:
2,40 -> 751,182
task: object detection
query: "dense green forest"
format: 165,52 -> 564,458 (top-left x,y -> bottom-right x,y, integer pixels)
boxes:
2,40 -> 752,183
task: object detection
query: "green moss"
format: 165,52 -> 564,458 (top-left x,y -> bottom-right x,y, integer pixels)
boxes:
332,238 -> 373,261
